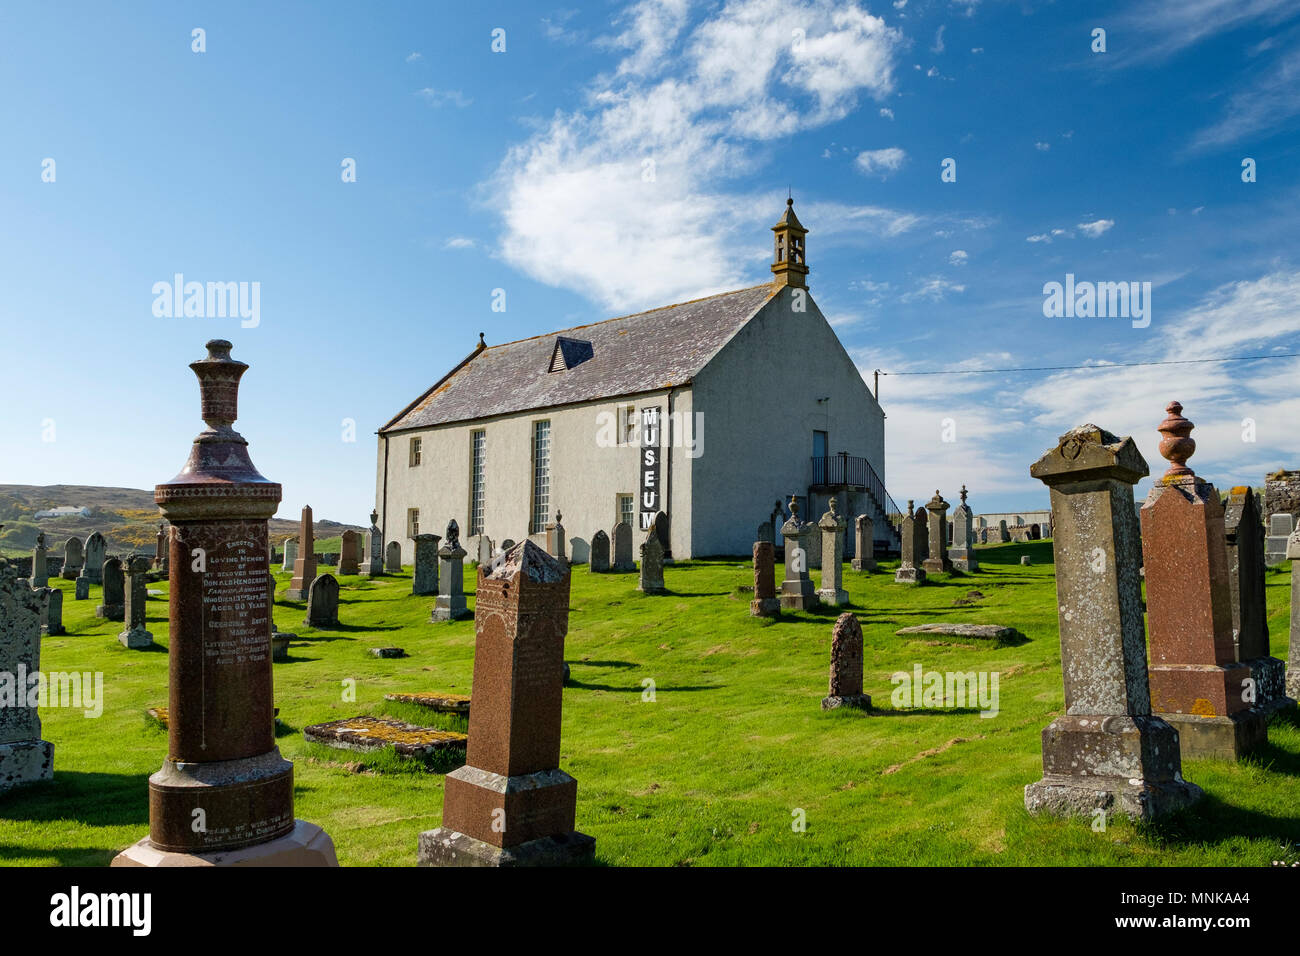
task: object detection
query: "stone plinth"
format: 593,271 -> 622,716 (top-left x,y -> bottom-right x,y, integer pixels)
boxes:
894,501 -> 927,585
412,533 -> 442,596
545,511 -> 568,565
778,499 -> 818,610
850,514 -> 876,572
112,339 -> 335,868
922,491 -> 953,574
816,498 -> 849,606
361,511 -> 384,576
822,612 -> 870,710
432,520 -> 470,621
1024,422 -> 1201,821
419,540 -> 593,868
1141,403 -> 1267,761
750,541 -> 780,617
0,559 -> 54,791
284,506 -> 317,601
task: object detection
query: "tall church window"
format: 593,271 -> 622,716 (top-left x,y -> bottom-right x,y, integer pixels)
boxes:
469,429 -> 486,535
531,420 -> 551,534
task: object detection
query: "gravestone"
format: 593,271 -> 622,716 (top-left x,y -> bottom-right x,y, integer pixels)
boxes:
998,520 -> 1010,543
154,521 -> 168,570
268,572 -> 294,662
589,530 -> 610,573
281,537 -> 297,572
30,533 -> 48,588
1025,421 -> 1201,820
757,520 -> 774,550
477,536 -> 493,566
285,505 -> 318,601
948,485 -> 978,572
412,533 -> 442,596
816,497 -> 848,606
96,557 -> 125,621
119,556 -> 154,648
79,531 -> 106,585
432,520 -> 470,621
62,536 -> 83,581
654,510 -> 670,559
74,576 -> 89,601
418,540 -> 595,867
1289,529 -> 1300,700
1266,512 -> 1294,567
35,586 -> 65,636
362,510 -> 384,576
750,541 -> 779,617
894,502 -> 927,585
0,559 -> 54,791
338,530 -> 360,575
113,339 -> 336,867
611,522 -> 635,573
850,514 -> 876,572
305,573 -> 340,628
638,524 -> 667,594
545,510 -> 568,565
779,498 -> 818,610
386,541 -> 402,572
1020,555 -> 1032,566
922,491 -> 953,574
822,612 -> 870,710
1141,403 -> 1267,760
500,538 -> 517,552
1224,487 -> 1292,715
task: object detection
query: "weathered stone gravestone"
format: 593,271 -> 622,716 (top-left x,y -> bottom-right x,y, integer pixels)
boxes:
477,536 -> 493,566
285,505 -> 318,601
305,573 -> 340,628
1265,512 -> 1294,567
1025,422 -> 1202,821
281,536 -> 297,572
822,612 -> 870,710
611,522 -> 635,573
998,519 -> 1010,543
412,533 -> 442,596
850,514 -> 876,572
1142,403 -> 1267,761
154,521 -> 168,570
750,541 -> 779,617
362,510 -> 384,576
546,510 -> 567,565
96,557 -> 125,621
432,520 -> 470,621
79,531 -> 106,586
922,491 -> 953,574
654,510 -> 670,559
113,339 -> 336,867
779,498 -> 818,610
268,572 -> 294,662
589,530 -> 610,573
817,497 -> 848,606
948,485 -> 978,572
30,533 -> 48,588
757,520 -> 774,550
35,586 -> 65,637
338,530 -> 360,575
74,576 -> 89,601
1020,555 -> 1032,566
119,556 -> 154,648
0,560 -> 54,791
638,524 -> 667,594
894,502 -> 927,585
500,538 -> 516,552
1224,487 -> 1292,715
62,536 -> 83,581
418,540 -> 594,867
385,541 -> 402,572
1289,529 -> 1300,700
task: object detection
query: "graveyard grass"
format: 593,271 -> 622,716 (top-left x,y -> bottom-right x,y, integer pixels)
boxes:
3,539 -> 1298,867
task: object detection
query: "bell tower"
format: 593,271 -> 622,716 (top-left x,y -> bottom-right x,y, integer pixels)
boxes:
771,197 -> 808,289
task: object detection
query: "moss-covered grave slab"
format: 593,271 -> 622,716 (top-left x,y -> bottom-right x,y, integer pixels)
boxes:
302,716 -> 467,757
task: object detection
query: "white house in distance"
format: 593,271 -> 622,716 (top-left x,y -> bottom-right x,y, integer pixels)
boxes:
374,199 -> 896,561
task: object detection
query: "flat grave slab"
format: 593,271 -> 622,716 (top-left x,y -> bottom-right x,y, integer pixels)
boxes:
302,716 -> 467,758
384,692 -> 470,714
895,623 -> 1020,641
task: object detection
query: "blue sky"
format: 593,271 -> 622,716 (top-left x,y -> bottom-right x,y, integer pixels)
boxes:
3,0 -> 1299,524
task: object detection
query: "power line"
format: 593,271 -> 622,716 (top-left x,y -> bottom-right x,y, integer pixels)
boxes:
876,351 -> 1300,376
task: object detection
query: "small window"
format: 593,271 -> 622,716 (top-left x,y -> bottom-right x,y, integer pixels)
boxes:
618,404 -> 636,446
548,337 -> 594,372
617,494 -> 634,528
409,436 -> 422,467
407,508 -> 419,538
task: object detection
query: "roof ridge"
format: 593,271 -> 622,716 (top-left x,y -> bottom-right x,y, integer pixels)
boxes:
481,283 -> 772,351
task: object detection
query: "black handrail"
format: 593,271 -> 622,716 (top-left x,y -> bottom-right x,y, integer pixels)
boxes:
810,454 -> 902,522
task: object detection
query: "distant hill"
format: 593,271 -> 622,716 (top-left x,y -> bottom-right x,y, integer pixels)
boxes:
0,484 -> 361,557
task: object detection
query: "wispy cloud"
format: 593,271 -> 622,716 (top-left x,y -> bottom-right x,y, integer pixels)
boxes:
855,146 -> 907,176
1077,218 -> 1115,238
417,88 -> 472,108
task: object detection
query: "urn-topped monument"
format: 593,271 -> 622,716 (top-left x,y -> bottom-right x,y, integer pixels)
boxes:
113,340 -> 337,867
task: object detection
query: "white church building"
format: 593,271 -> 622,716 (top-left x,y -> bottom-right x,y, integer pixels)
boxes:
374,200 -> 895,561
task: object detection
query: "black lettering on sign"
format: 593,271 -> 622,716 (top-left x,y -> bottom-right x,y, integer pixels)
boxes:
640,407 -> 660,529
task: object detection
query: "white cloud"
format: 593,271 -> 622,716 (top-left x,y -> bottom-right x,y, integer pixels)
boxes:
417,88 -> 472,108
949,249 -> 968,265
932,25 -> 946,54
900,276 -> 966,302
926,66 -> 940,77
406,52 -> 423,62
1189,46 -> 1300,152
855,146 -> 907,176
492,0 -> 907,309
1026,233 -> 1051,243
880,107 -> 895,120
1120,0 -> 1298,64
444,237 -> 477,250
1078,218 -> 1115,238
971,46 -> 984,53
1034,141 -> 1050,151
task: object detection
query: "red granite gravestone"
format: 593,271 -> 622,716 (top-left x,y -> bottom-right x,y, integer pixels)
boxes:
750,541 -> 779,617
285,505 -> 317,600
1141,402 -> 1267,761
822,612 -> 870,710
418,540 -> 594,866
113,340 -> 336,867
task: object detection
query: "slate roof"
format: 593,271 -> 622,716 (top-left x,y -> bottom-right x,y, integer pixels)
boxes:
382,283 -> 778,432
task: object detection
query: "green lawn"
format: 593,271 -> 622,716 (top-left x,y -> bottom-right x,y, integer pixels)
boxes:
2,540 -> 1297,866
